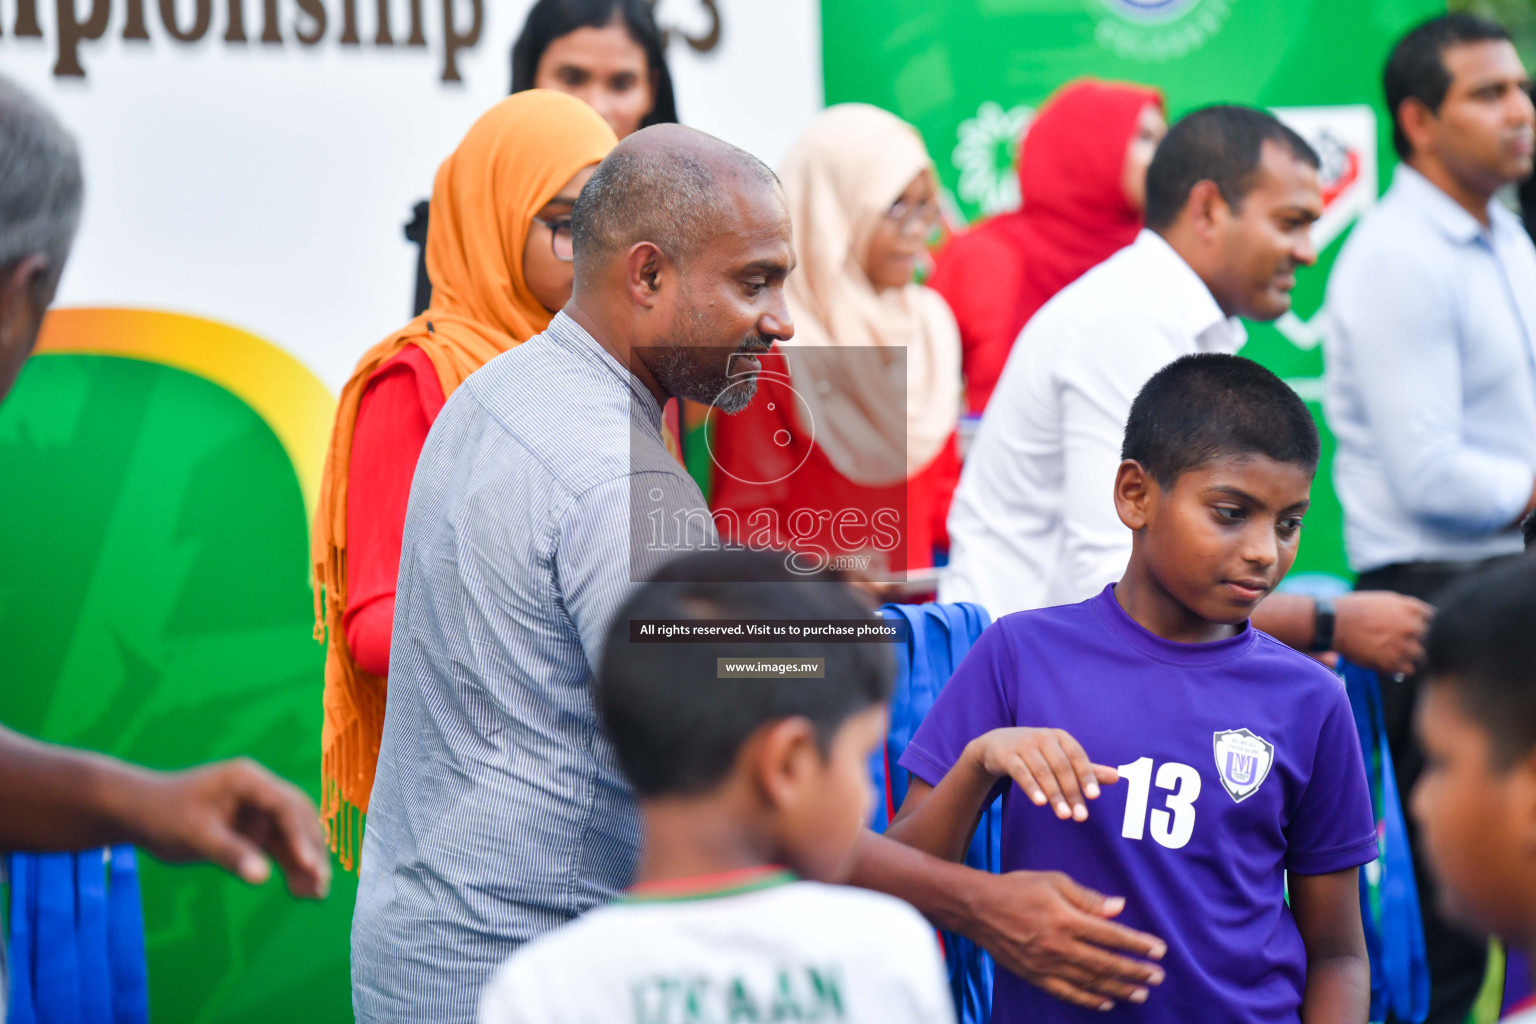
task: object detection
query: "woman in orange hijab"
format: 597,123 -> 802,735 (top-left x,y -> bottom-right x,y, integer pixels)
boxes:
313,90 -> 616,865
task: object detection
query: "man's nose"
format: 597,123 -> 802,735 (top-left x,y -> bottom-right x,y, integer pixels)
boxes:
1293,226 -> 1319,267
761,299 -> 794,343
1510,85 -> 1536,129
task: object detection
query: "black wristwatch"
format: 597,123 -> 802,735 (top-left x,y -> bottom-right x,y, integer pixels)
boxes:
1311,596 -> 1337,652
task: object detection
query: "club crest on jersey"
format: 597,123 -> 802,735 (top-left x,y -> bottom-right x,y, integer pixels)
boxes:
1213,728 -> 1275,803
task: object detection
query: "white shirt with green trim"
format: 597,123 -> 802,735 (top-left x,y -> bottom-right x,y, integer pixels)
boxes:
477,868 -> 956,1024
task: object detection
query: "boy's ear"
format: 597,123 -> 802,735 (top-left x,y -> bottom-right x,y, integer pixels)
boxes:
751,717 -> 822,811
1114,459 -> 1157,532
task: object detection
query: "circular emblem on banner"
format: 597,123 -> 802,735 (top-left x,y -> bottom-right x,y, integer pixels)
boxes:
1092,0 -> 1231,62
1103,0 -> 1201,22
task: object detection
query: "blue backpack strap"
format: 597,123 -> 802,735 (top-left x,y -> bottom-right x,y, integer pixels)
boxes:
107,847 -> 149,1024
75,850 -> 112,1022
1342,661 -> 1430,1023
938,602 -> 999,1024
883,603 -> 933,816
34,850 -> 81,1024
871,601 -> 1003,1024
8,853 -> 39,1024
868,606 -> 907,833
3,848 -> 147,1024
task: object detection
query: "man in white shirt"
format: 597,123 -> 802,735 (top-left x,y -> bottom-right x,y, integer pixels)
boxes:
1325,15 -> 1536,1022
942,104 -> 1432,675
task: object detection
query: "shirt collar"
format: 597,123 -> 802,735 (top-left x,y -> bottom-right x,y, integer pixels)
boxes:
621,866 -> 798,904
545,310 -> 664,428
1391,164 -> 1489,246
1135,229 -> 1247,351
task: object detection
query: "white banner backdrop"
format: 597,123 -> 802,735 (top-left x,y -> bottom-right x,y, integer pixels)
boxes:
0,0 -> 823,391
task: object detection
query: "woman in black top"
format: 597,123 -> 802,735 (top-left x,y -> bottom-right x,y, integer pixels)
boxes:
407,0 -> 679,314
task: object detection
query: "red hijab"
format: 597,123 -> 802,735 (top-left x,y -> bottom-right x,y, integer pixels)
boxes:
932,80 -> 1163,412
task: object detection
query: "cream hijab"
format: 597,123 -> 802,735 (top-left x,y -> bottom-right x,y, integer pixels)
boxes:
777,103 -> 962,486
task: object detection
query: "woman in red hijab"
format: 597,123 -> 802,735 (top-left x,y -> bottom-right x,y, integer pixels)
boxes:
930,80 -> 1165,414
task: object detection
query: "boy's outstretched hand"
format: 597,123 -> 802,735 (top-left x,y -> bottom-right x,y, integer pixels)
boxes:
970,727 -> 1120,821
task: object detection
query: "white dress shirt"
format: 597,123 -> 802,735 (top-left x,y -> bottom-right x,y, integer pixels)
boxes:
1325,165 -> 1536,572
941,229 -> 1245,616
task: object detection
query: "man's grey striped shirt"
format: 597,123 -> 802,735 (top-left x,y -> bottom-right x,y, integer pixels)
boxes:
351,312 -> 714,1022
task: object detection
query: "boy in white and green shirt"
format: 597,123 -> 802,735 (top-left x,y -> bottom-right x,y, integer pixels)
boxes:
478,550 -> 954,1024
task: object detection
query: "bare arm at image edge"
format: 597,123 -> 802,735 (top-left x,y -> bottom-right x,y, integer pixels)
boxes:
0,725 -> 330,898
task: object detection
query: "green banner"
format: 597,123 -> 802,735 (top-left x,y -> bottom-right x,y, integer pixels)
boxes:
0,353 -> 353,1019
822,0 -> 1444,582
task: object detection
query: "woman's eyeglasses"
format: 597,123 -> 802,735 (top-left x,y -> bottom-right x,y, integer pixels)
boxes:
532,215 -> 575,262
884,197 -> 941,235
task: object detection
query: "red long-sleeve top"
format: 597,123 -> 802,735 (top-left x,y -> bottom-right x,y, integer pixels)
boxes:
709,351 -> 960,572
342,343 -> 445,677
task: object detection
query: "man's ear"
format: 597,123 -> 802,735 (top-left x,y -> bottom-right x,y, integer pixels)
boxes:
623,241 -> 668,310
1185,179 -> 1228,241
0,253 -> 57,402
1114,459 -> 1157,531
749,717 -> 821,812
1397,98 -> 1438,160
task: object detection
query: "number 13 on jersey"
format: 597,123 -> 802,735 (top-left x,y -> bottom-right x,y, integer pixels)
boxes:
1117,757 -> 1201,850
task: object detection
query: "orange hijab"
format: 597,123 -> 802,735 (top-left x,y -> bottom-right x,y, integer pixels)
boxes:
313,90 -> 616,868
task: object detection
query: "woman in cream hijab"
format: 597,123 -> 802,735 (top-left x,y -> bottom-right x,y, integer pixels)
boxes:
710,103 -> 963,576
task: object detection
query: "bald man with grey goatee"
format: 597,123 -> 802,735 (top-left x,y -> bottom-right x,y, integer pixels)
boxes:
351,125 -> 796,1023
355,125 -> 1167,1023
0,76 -> 329,1015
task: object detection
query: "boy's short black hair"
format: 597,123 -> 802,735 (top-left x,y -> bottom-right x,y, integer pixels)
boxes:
1143,105 -> 1319,232
598,549 -> 894,799
1385,14 -> 1512,160
1122,353 -> 1320,489
1425,559 -> 1536,769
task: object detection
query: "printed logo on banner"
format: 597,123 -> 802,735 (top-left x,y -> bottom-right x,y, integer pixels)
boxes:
952,101 -> 1035,216
1092,0 -> 1231,61
1212,728 -> 1276,803
1270,105 -> 1379,350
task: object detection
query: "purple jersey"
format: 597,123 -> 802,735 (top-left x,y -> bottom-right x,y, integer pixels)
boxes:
900,586 -> 1376,1023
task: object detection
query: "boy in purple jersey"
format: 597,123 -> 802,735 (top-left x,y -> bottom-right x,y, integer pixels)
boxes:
888,353 -> 1375,1022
